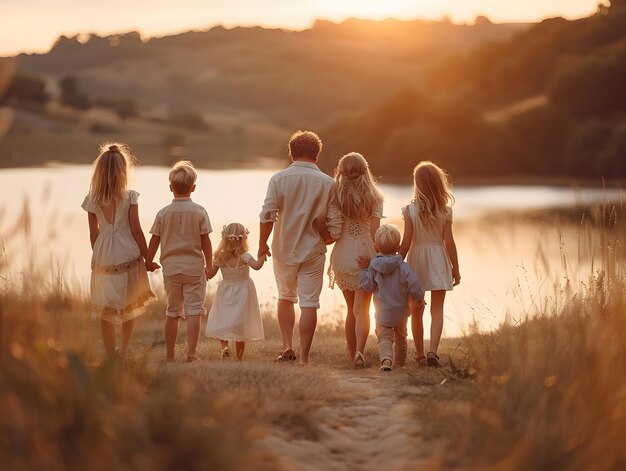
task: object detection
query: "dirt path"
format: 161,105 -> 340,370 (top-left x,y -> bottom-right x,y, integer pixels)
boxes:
261,369 -> 435,471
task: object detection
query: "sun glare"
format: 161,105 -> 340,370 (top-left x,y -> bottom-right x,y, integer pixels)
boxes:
318,0 -> 425,22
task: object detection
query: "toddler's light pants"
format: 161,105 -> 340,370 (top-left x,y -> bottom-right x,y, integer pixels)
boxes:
376,321 -> 408,367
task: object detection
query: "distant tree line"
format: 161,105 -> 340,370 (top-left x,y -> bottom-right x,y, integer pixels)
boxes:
322,5 -> 626,180
1,73 -> 210,132
2,74 -> 49,106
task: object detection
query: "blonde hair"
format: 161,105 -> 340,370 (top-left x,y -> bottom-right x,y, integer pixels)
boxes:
413,161 -> 454,226
375,224 -> 401,255
169,160 -> 197,194
332,152 -> 384,220
288,130 -> 322,160
89,142 -> 134,206
214,223 -> 249,266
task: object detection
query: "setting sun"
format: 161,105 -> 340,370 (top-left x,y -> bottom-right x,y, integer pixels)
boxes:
1,0 -> 600,56
317,0 -> 418,21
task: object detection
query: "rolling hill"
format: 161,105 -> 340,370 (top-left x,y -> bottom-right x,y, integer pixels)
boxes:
11,18 -> 528,126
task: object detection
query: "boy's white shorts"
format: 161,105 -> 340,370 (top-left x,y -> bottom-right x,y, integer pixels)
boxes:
163,273 -> 207,318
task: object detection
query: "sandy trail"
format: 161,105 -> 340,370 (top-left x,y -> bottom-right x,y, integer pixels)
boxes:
262,369 -> 433,471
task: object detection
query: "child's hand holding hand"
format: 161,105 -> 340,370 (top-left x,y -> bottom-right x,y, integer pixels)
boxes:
145,261 -> 160,272
357,256 -> 371,269
258,243 -> 271,260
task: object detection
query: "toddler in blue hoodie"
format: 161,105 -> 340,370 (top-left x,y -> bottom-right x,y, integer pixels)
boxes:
358,224 -> 425,371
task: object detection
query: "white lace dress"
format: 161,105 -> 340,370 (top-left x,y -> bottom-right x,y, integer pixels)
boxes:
404,202 -> 454,291
327,201 -> 383,291
205,253 -> 265,341
81,190 -> 156,325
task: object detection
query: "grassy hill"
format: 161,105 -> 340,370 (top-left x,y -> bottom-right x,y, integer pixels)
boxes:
12,19 -> 527,126
0,18 -> 530,168
321,6 -> 626,181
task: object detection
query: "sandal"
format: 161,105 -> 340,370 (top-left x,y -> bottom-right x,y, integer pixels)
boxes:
354,351 -> 365,369
416,355 -> 427,367
185,354 -> 199,363
426,351 -> 440,368
379,359 -> 393,372
276,349 -> 297,362
220,347 -> 231,361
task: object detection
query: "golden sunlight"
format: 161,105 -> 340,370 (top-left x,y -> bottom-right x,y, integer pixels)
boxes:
318,0 -> 417,20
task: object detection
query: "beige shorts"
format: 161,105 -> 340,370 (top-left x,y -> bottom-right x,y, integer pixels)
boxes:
273,253 -> 325,309
163,273 -> 207,318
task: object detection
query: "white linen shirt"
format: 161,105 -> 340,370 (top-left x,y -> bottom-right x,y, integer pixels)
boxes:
150,197 -> 212,276
260,161 -> 334,264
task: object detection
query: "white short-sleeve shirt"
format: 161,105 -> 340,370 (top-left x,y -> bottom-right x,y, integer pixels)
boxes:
150,197 -> 212,276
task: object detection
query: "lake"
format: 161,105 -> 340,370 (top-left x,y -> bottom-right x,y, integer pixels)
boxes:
0,165 -> 622,338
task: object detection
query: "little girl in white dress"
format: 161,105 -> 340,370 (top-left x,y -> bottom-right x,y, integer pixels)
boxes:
82,143 -> 156,357
205,223 -> 265,361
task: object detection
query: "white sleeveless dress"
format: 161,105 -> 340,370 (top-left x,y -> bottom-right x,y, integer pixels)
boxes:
327,200 -> 383,291
405,202 -> 454,291
205,253 -> 264,341
81,190 -> 156,324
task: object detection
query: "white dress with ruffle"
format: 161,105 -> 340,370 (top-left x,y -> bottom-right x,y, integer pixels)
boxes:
327,201 -> 383,291
81,190 -> 156,325
405,202 -> 454,291
205,253 -> 265,341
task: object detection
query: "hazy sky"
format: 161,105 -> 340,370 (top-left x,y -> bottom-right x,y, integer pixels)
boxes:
1,0 -> 600,56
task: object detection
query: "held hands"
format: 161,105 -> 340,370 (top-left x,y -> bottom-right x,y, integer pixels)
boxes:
258,242 -> 271,260
356,256 -> 371,270
145,261 -> 160,272
314,216 -> 334,245
314,216 -> 327,235
205,266 -> 211,280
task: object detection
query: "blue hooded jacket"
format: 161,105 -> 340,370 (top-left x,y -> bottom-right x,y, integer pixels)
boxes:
359,254 -> 424,327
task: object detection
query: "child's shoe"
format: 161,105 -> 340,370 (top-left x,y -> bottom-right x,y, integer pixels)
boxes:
426,351 -> 440,368
185,354 -> 199,363
276,349 -> 297,362
379,359 -> 393,372
354,351 -> 366,369
220,347 -> 231,361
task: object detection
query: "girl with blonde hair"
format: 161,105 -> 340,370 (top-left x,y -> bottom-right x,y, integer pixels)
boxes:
316,152 -> 384,367
81,143 -> 156,357
205,223 -> 265,361
400,161 -> 461,368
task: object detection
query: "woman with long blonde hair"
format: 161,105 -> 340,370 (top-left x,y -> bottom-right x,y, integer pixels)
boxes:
81,143 -> 156,357
399,161 -> 461,368
316,152 -> 384,367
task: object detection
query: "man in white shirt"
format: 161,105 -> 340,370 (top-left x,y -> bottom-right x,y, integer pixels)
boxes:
259,131 -> 334,365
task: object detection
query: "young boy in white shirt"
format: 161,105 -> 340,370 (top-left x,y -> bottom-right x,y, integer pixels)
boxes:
146,161 -> 213,362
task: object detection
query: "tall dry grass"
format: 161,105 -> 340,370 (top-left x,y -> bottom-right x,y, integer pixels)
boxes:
2,192 -> 625,470
443,200 -> 626,470
0,258 -> 354,470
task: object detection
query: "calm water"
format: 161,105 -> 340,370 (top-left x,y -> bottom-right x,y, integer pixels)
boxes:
0,165 -> 621,338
